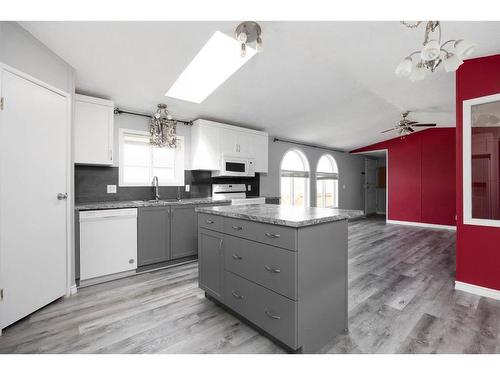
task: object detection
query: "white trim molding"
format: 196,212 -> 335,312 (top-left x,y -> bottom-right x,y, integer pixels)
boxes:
455,281 -> 500,301
462,93 -> 500,228
386,219 -> 456,230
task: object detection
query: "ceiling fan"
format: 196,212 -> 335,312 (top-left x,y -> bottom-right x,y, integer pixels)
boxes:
382,111 -> 437,135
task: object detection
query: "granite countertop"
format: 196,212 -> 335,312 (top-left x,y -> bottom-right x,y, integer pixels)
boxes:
195,204 -> 364,228
75,198 -> 231,211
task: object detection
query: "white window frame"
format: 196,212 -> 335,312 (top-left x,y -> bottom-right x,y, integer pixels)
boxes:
463,92 -> 500,227
280,148 -> 310,207
316,154 -> 339,209
118,128 -> 185,187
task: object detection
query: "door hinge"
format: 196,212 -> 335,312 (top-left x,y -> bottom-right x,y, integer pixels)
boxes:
0,97 -> 4,111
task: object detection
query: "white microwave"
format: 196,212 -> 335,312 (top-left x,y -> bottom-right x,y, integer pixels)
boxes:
212,155 -> 256,177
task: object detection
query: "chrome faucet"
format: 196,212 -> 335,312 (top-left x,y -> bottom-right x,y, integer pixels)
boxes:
152,176 -> 160,201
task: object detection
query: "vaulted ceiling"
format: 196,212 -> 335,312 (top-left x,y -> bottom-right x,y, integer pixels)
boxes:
20,21 -> 500,150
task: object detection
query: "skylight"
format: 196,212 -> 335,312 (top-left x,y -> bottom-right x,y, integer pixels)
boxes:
165,31 -> 257,104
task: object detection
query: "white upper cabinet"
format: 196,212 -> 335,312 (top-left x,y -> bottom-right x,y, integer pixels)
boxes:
74,94 -> 114,165
190,119 -> 268,173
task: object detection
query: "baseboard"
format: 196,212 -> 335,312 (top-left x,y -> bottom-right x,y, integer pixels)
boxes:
386,219 -> 456,230
455,281 -> 500,301
376,211 -> 386,215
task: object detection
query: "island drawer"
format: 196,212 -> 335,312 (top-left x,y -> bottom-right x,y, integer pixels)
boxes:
224,235 -> 297,300
198,213 -> 224,232
223,218 -> 296,250
224,271 -> 298,349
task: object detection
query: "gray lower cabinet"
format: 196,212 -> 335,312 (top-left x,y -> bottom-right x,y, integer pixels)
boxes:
137,206 -> 171,266
198,214 -> 348,353
170,205 -> 198,259
198,228 -> 224,300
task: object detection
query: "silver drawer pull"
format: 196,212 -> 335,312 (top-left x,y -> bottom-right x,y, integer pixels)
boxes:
232,254 -> 243,260
231,290 -> 243,299
265,232 -> 281,239
232,225 -> 243,230
264,265 -> 281,273
264,309 -> 281,320
206,219 -> 214,224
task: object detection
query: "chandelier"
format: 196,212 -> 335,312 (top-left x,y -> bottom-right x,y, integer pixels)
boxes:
150,104 -> 177,148
235,21 -> 263,58
395,21 -> 475,81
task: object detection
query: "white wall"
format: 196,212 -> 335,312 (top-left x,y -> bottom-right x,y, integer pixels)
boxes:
0,22 -> 75,94
260,137 -> 366,210
111,112 -> 192,168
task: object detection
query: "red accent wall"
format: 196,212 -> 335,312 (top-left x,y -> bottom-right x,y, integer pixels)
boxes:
456,54 -> 500,291
351,128 -> 456,226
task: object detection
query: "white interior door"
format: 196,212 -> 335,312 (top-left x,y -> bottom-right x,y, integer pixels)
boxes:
364,158 -> 378,215
0,67 -> 69,330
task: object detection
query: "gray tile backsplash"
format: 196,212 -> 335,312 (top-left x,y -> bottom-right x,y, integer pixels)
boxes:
75,166 -> 260,204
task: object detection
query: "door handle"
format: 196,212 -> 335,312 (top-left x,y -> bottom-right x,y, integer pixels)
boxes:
264,265 -> 281,273
57,193 -> 68,200
264,309 -> 281,320
231,290 -> 243,299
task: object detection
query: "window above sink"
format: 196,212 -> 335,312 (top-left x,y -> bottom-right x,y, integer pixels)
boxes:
118,129 -> 185,187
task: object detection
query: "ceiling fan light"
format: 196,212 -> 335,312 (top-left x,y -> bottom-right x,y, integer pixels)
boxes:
454,39 -> 475,60
443,53 -> 463,72
409,63 -> 425,81
395,57 -> 413,78
421,40 -> 441,61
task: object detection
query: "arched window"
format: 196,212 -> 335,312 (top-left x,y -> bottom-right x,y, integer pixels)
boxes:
316,154 -> 339,208
280,149 -> 310,207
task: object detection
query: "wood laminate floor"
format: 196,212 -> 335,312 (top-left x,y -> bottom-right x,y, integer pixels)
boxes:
1,217 -> 499,354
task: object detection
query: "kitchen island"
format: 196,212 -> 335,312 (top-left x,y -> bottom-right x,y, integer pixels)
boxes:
195,204 -> 363,353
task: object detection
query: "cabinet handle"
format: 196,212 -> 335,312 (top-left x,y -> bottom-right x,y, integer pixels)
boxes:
218,238 -> 223,250
264,265 -> 281,273
232,254 -> 243,260
206,219 -> 214,224
232,225 -> 243,231
231,290 -> 243,299
264,309 -> 281,320
265,232 -> 281,239
109,149 -> 113,161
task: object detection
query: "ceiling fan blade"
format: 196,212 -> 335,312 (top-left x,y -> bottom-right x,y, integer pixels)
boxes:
407,121 -> 419,125
381,128 -> 395,133
408,127 -> 415,132
412,123 -> 437,127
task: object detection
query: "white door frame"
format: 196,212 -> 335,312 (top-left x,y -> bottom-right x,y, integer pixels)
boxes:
353,149 -> 388,219
0,62 -> 73,297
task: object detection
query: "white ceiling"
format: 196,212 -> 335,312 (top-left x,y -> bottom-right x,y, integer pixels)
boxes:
20,21 -> 500,150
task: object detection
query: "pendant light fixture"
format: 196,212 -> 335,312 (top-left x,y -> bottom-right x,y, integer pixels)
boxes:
395,21 -> 475,80
150,104 -> 177,148
235,21 -> 263,58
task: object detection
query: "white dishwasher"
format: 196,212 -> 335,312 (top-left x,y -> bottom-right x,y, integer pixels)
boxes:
79,208 -> 138,282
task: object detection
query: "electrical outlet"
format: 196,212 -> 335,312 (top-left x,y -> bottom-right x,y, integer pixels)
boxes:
185,184 -> 190,192
107,185 -> 117,194
247,185 -> 251,192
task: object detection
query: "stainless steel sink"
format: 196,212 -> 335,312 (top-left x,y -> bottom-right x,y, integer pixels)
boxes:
133,199 -> 180,204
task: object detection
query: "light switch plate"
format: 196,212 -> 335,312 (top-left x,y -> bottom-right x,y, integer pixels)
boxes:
247,185 -> 251,191
185,184 -> 190,192
107,185 -> 117,194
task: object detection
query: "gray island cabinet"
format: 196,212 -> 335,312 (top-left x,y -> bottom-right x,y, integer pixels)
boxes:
196,204 -> 363,353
